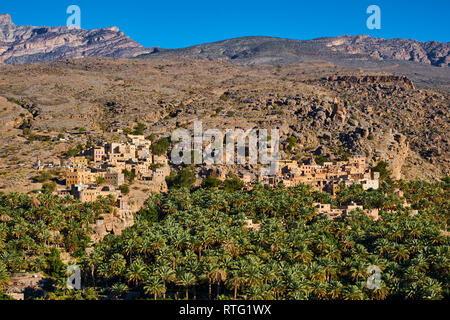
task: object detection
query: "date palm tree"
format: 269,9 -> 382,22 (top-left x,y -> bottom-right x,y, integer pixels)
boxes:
144,276 -> 166,300
211,267 -> 227,298
226,268 -> 245,300
126,259 -> 147,287
108,253 -> 127,277
156,264 -> 176,299
200,259 -> 218,299
343,284 -> 365,300
177,272 -> 197,300
110,283 -> 128,300
328,281 -> 344,299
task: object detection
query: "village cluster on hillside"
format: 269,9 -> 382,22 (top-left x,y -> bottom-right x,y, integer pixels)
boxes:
33,135 -> 171,239
40,135 -> 171,203
271,155 -> 380,193
33,134 -> 383,230
264,155 -> 381,220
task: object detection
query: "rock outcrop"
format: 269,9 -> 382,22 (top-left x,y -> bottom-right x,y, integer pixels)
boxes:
324,35 -> 450,67
91,208 -> 134,242
323,75 -> 415,90
0,96 -> 30,130
373,132 -> 410,180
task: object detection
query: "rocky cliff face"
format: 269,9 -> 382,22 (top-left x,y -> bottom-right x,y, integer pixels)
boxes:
0,14 -> 156,64
322,35 -> 450,67
0,96 -> 30,130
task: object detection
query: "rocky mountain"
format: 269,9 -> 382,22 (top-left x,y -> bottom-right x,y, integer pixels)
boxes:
0,13 -> 158,64
143,35 -> 450,67
1,12 -> 448,69
320,35 -> 449,67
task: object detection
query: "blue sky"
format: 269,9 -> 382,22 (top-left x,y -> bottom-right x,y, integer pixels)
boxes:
2,0 -> 449,48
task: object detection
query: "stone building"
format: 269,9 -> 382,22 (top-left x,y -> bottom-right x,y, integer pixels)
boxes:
104,171 -> 125,186
93,147 -> 105,163
70,156 -> 89,168
313,202 -> 379,221
70,184 -> 118,203
65,168 -> 94,186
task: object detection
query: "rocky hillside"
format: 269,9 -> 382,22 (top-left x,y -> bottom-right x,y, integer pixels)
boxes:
0,14 -> 157,64
0,57 -> 448,193
143,35 -> 450,67
321,35 -> 449,67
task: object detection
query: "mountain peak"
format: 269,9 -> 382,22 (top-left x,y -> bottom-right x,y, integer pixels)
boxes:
0,15 -> 154,65
0,14 -> 13,25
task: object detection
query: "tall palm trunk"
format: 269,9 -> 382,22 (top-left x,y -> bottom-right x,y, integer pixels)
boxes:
208,279 -> 212,299
91,266 -> 95,286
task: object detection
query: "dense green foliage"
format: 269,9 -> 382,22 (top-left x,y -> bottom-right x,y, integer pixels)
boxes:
201,176 -> 222,189
79,180 -> 449,300
132,123 -> 146,136
0,179 -> 448,300
286,136 -> 298,152
373,161 -> 391,181
201,176 -> 244,192
119,184 -> 130,195
122,169 -> 136,184
0,192 -> 115,297
166,169 -> 196,189
223,177 -> 245,193
151,138 -> 170,156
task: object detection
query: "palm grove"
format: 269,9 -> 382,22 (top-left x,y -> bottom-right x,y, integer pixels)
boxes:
0,173 -> 448,300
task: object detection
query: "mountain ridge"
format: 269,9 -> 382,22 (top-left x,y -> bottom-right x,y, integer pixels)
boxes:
140,34 -> 450,67
0,13 -> 449,67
